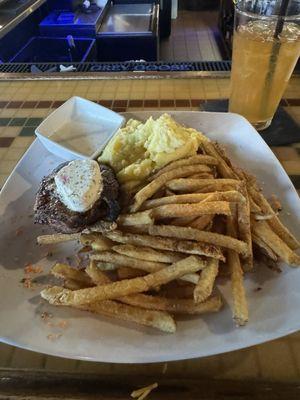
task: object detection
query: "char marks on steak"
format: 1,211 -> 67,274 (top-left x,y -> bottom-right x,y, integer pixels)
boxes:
34,162 -> 120,234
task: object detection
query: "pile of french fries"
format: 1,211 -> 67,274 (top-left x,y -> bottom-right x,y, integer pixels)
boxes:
39,133 -> 300,333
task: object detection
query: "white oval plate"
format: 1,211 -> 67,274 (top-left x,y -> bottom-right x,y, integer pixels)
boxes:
1,111 -> 300,363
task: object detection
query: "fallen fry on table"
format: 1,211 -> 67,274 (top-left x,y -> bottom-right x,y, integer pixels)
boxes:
131,383 -> 158,398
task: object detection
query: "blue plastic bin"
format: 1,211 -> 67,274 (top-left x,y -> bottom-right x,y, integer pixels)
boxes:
9,36 -> 96,63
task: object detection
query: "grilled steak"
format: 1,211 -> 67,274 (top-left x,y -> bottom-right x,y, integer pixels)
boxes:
34,162 -> 120,233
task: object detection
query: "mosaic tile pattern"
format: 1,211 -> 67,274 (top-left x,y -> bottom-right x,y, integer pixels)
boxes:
0,77 -> 299,381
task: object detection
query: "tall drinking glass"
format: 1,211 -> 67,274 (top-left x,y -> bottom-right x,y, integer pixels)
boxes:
229,0 -> 300,130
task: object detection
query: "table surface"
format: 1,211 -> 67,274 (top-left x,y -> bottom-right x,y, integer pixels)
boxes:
0,76 -> 300,383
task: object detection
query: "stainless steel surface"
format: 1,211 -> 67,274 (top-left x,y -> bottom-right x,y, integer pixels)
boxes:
99,3 -> 153,34
0,0 -> 46,39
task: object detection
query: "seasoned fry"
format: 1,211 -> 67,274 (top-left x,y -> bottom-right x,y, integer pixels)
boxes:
91,251 -> 170,272
117,266 -> 146,280
227,216 -> 248,326
131,383 -> 158,398
248,185 -> 300,250
190,215 -> 214,230
252,220 -> 300,266
141,190 -> 245,210
188,173 -> 215,179
149,155 -> 218,180
112,244 -> 183,263
80,233 -> 113,251
86,260 -> 111,285
237,183 -> 253,271
94,262 -> 117,271
64,279 -> 87,290
105,230 -> 225,261
166,178 -> 241,193
37,233 -> 80,245
159,282 -> 195,299
194,259 -> 219,303
252,234 -> 278,261
118,210 -> 154,226
121,293 -> 222,314
148,225 -> 248,255
80,301 -> 176,333
131,164 -> 212,212
152,201 -> 231,220
41,256 -> 207,305
51,263 -> 93,286
91,250 -> 198,284
170,216 -> 198,227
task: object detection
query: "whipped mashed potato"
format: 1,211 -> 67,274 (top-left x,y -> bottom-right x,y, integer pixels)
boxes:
98,114 -> 201,184
55,160 -> 102,212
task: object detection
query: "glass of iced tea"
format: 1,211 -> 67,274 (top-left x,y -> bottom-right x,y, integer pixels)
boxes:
229,0 -> 300,130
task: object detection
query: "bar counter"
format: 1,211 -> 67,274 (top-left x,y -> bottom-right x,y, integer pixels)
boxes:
0,75 -> 300,385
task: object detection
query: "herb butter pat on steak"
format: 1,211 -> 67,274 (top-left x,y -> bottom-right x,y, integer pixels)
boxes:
34,160 -> 120,234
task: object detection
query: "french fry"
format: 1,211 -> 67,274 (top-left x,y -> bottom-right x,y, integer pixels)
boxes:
37,233 -> 80,245
248,185 -> 300,250
252,220 -> 300,266
148,225 -> 248,255
91,251 -> 170,273
141,190 -> 245,210
112,244 -> 184,263
80,233 -> 113,251
194,259 -> 219,303
152,201 -> 232,220
199,139 -> 238,179
131,383 -> 158,399
252,234 -> 278,261
91,250 -> 198,284
86,260 -> 111,285
121,293 -> 222,314
190,215 -> 214,230
64,279 -> 87,290
237,183 -> 253,271
118,210 -> 154,226
131,164 -> 213,212
166,178 -> 241,193
159,282 -> 195,299
94,262 -> 118,271
104,230 -> 225,260
117,266 -> 147,280
149,155 -> 218,181
188,173 -> 215,179
41,256 -> 207,306
51,263 -> 93,286
227,216 -> 248,326
79,301 -> 176,333
170,216 -> 198,227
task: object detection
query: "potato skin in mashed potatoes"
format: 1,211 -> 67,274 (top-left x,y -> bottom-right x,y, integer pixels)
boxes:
98,114 -> 201,184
